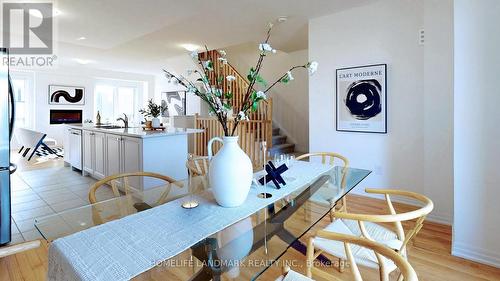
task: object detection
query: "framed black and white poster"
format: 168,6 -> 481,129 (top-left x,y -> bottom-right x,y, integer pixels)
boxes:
48,85 -> 85,105
161,91 -> 186,117
336,64 -> 387,133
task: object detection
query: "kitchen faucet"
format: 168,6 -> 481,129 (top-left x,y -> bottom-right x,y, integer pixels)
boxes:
117,113 -> 129,128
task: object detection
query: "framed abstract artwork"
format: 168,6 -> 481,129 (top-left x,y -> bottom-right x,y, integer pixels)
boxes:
161,91 -> 186,117
336,64 -> 387,133
48,85 -> 85,105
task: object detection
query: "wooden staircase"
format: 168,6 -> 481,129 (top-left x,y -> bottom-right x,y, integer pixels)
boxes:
194,50 -> 295,166
270,124 -> 295,156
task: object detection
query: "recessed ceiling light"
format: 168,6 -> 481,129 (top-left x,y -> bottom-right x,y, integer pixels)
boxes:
180,44 -> 201,52
278,16 -> 288,23
73,58 -> 93,65
77,36 -> 86,41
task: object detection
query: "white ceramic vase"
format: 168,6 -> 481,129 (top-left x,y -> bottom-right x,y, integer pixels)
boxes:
151,117 -> 161,128
208,136 -> 253,207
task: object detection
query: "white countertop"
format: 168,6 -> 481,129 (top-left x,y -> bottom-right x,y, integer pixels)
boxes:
68,124 -> 203,139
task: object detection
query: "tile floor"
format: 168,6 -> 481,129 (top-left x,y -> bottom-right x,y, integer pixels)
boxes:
9,166 -> 116,244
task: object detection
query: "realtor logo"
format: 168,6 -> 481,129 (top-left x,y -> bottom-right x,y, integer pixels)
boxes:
2,2 -> 53,54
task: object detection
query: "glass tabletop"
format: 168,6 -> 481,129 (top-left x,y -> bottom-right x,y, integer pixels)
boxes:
35,163 -> 371,280
34,175 -> 206,241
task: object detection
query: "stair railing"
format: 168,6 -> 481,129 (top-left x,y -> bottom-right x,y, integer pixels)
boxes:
198,50 -> 272,121
194,114 -> 272,168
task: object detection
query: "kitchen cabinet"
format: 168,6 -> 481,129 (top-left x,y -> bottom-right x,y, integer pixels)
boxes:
105,134 -> 121,176
122,136 -> 141,174
83,131 -> 106,179
70,125 -> 194,191
105,134 -> 142,191
105,134 -> 142,176
93,132 -> 106,179
82,130 -> 93,174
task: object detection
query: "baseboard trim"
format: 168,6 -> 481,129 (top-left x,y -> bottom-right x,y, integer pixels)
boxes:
452,242 -> 500,268
350,190 -> 452,225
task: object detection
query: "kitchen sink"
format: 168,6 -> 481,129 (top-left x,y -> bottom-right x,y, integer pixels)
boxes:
95,125 -> 126,129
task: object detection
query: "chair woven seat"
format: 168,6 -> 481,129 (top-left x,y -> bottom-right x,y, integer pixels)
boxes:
314,219 -> 403,271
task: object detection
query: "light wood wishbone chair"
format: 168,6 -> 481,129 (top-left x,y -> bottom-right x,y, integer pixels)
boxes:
296,152 -> 350,220
307,188 -> 433,281
305,232 -> 419,281
88,172 -> 178,224
186,154 -> 210,177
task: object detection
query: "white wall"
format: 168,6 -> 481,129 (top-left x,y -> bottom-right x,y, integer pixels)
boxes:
309,0 -> 454,224
226,44 -> 310,152
423,0 -> 454,225
13,66 -> 155,145
453,0 -> 500,268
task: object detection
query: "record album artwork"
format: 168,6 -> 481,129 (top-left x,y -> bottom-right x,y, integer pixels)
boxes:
49,85 -> 85,105
336,64 -> 387,133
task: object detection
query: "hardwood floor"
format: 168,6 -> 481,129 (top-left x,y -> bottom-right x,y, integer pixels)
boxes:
1,195 -> 499,281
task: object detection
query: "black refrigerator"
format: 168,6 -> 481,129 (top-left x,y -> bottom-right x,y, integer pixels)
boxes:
0,48 -> 16,245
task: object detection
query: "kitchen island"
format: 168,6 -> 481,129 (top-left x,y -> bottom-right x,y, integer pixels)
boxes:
64,124 -> 202,190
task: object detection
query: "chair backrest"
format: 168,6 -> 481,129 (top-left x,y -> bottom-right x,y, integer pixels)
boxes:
89,172 -> 178,225
296,152 -> 349,167
333,189 -> 434,254
0,240 -> 41,259
186,155 -> 210,177
88,172 -> 177,204
312,232 -> 418,281
297,152 -> 350,213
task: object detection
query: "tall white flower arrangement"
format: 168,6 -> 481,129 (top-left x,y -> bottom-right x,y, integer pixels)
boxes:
163,24 -> 318,136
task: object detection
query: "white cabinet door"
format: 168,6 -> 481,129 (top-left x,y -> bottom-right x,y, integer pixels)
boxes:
122,136 -> 141,174
122,136 -> 142,191
93,132 -> 106,179
82,130 -> 94,174
106,134 -> 122,177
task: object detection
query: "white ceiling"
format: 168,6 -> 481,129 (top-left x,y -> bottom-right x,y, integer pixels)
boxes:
51,0 -> 377,74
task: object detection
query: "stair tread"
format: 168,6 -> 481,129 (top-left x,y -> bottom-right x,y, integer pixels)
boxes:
269,143 -> 295,150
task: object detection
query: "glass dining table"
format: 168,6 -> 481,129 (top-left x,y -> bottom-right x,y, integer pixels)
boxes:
35,162 -> 371,280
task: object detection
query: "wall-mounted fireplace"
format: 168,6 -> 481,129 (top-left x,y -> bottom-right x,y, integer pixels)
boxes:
50,109 -> 83,124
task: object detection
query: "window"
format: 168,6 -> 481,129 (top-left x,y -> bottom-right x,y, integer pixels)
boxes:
11,73 -> 33,129
94,80 -> 145,124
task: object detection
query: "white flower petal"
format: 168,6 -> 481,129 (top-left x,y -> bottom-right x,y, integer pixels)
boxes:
308,61 -> 318,75
256,91 -> 267,100
226,75 -> 236,82
203,60 -> 213,70
259,43 -> 273,52
238,111 -> 249,121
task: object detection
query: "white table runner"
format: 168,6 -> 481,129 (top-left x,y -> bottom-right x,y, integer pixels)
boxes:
47,161 -> 333,281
